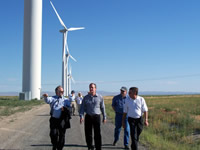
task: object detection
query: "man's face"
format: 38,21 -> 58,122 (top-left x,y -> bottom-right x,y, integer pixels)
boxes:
89,84 -> 96,95
56,87 -> 64,97
121,90 -> 127,97
128,90 -> 135,99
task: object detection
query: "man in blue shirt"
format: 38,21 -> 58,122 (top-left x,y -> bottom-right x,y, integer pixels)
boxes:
112,86 -> 130,149
80,83 -> 106,150
43,85 -> 71,150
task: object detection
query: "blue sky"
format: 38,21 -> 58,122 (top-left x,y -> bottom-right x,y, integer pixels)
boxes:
0,0 -> 200,94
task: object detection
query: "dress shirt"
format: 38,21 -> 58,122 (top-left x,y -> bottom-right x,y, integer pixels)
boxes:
80,93 -> 106,120
44,95 -> 71,118
123,95 -> 148,118
69,94 -> 76,102
112,94 -> 127,114
76,96 -> 83,105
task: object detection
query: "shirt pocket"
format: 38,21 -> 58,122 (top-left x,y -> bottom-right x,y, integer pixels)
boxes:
94,98 -> 101,108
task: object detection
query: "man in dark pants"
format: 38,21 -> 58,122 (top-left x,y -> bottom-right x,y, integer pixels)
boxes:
43,86 -> 71,150
80,83 -> 106,150
122,87 -> 149,150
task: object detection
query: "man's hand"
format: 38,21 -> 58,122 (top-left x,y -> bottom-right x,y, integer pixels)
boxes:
43,93 -> 48,98
103,119 -> 106,124
122,121 -> 126,128
144,120 -> 149,127
80,118 -> 84,124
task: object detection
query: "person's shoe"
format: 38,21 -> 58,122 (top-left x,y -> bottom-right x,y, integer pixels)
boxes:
113,141 -> 117,146
124,145 -> 130,149
88,146 -> 94,150
52,146 -> 56,150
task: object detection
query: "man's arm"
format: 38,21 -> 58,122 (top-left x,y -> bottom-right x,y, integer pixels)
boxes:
43,93 -> 52,104
100,97 -> 107,123
122,113 -> 127,128
144,111 -> 149,126
111,96 -> 116,111
79,97 -> 85,124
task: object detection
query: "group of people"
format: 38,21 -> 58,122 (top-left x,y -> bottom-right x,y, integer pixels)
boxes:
43,83 -> 148,150
68,90 -> 83,116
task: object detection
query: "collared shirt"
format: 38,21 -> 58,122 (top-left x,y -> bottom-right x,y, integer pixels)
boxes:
112,94 -> 127,114
76,96 -> 83,105
69,94 -> 76,102
124,95 -> 148,119
44,95 -> 71,119
80,93 -> 106,120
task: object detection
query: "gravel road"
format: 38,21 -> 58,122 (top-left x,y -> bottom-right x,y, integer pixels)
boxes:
0,104 -> 148,150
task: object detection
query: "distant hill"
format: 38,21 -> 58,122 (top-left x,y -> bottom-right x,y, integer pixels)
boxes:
0,91 -> 199,97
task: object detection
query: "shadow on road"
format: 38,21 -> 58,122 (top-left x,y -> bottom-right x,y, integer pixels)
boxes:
102,144 -> 124,149
31,144 -> 124,149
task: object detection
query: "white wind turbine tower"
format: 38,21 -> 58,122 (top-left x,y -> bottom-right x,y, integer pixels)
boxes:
20,0 -> 42,100
68,64 -> 75,96
50,1 -> 84,96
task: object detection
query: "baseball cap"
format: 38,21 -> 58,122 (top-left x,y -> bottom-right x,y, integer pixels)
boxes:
120,86 -> 127,91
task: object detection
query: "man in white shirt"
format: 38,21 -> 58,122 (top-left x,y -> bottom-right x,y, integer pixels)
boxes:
122,87 -> 149,150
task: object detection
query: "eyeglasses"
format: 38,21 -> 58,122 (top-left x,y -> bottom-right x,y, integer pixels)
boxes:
59,91 -> 64,93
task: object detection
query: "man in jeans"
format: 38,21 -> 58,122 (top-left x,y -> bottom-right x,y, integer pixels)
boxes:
112,86 -> 130,149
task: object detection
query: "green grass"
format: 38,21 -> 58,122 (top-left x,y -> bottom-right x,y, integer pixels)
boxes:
104,95 -> 200,150
0,96 -> 45,116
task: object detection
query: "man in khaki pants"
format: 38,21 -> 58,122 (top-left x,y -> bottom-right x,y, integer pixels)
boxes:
69,90 -> 76,115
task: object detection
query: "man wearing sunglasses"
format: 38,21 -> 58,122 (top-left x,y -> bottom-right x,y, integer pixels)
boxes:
43,85 -> 71,150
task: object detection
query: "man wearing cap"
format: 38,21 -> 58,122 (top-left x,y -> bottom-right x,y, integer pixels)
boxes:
112,86 -> 130,149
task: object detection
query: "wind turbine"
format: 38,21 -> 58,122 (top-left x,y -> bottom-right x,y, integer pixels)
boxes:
68,64 -> 75,96
50,1 -> 84,96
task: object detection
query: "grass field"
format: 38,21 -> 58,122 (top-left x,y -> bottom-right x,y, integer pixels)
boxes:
1,95 -> 200,149
0,96 -> 44,116
104,95 -> 200,150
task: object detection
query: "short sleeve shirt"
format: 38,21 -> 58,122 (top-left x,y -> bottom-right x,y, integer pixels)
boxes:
124,95 -> 148,118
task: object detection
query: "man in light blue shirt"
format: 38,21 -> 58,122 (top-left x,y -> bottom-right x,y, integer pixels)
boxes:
80,83 -> 106,150
69,90 -> 76,115
43,85 -> 71,150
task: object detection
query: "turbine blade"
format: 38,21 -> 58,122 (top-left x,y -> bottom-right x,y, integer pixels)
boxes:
66,43 -> 69,54
68,27 -> 85,31
63,34 -> 67,61
69,65 -> 72,74
50,1 -> 67,29
69,55 -> 77,62
71,77 -> 75,83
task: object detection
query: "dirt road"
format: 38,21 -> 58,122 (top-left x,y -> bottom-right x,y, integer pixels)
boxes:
0,104 -> 148,150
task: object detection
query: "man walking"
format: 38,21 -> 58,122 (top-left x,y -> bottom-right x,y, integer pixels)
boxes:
112,86 -> 130,149
69,90 -> 76,115
43,86 -> 71,150
122,87 -> 149,150
80,83 -> 106,150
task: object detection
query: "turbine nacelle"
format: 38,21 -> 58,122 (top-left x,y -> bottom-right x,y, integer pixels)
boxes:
50,0 -> 83,96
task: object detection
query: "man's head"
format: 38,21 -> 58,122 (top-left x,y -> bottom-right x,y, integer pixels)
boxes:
71,90 -> 75,95
120,86 -> 127,97
55,85 -> 64,97
89,83 -> 97,96
128,87 -> 138,99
